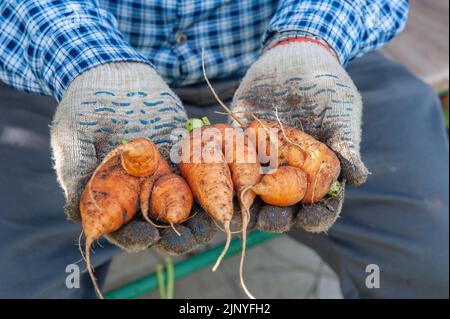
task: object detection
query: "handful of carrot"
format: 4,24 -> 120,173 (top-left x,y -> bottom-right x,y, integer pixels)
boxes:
77,116 -> 341,299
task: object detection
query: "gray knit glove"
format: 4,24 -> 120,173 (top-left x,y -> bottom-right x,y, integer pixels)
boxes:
51,62 -> 216,253
231,40 -> 368,233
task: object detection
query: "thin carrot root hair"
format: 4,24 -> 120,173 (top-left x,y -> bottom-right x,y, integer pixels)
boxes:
85,238 -> 104,299
214,110 -> 252,116
201,48 -> 246,128
96,240 -> 104,249
143,184 -> 198,237
78,231 -> 86,262
274,108 -> 302,150
145,215 -> 183,237
184,210 -> 198,222
142,214 -> 170,229
238,185 -> 256,299
274,107 -> 313,157
213,219 -> 244,235
212,220 -> 231,272
143,212 -> 186,237
170,223 -> 181,237
250,114 -> 280,154
239,185 -> 254,225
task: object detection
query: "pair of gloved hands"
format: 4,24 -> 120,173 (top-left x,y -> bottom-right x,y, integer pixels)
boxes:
51,39 -> 368,255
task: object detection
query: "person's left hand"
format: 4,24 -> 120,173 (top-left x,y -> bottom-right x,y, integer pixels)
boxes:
50,62 -> 216,255
230,38 -> 369,233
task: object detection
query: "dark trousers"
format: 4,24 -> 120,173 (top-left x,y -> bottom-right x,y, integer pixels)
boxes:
0,52 -> 448,298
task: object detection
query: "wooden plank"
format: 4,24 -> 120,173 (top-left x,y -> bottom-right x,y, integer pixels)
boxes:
382,0 -> 449,92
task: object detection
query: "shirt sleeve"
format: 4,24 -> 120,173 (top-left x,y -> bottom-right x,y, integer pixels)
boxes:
263,0 -> 409,65
0,0 -> 153,101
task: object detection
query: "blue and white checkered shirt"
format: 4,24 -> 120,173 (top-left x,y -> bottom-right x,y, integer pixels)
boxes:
0,0 -> 408,101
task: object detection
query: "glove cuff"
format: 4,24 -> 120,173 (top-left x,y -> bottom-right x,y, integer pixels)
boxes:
61,62 -> 162,102
270,37 -> 339,62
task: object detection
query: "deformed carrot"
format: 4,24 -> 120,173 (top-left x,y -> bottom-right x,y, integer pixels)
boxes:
139,152 -> 172,223
179,127 -> 234,273
80,137 -> 160,298
149,173 -> 193,226
250,166 -> 307,206
248,119 -> 340,203
210,123 -> 261,298
80,156 -> 140,298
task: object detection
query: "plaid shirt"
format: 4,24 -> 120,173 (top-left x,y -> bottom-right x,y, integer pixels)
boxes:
0,0 -> 408,101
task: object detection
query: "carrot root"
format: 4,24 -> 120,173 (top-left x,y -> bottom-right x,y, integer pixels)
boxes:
213,219 -> 244,235
274,108 -> 309,156
85,238 -> 104,299
212,220 -> 231,272
239,185 -> 256,299
78,231 -> 86,263
201,48 -> 246,128
144,216 -> 170,229
170,223 -> 182,237
239,185 -> 254,225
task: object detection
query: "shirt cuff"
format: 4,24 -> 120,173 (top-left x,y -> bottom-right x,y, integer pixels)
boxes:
262,1 -> 365,66
34,17 -> 152,101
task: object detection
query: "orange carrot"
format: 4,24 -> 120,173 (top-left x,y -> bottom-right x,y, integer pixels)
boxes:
212,124 -> 262,211
80,138 -> 159,298
251,166 -> 307,206
179,127 -> 234,273
149,173 -> 193,225
139,152 -> 172,223
211,123 -> 261,298
248,119 -> 340,203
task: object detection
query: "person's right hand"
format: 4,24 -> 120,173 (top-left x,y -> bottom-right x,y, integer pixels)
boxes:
51,62 -> 216,254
